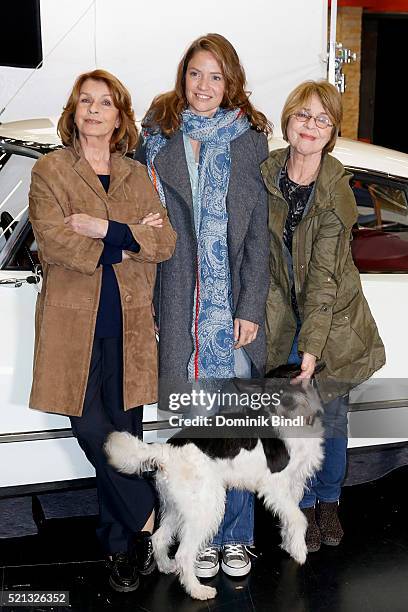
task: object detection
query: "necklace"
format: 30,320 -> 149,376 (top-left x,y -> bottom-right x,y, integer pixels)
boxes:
284,160 -> 319,196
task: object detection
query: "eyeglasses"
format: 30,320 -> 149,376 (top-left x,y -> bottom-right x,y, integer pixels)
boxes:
292,110 -> 333,129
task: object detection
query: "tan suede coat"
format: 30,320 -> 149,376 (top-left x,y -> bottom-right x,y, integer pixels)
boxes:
29,146 -> 176,416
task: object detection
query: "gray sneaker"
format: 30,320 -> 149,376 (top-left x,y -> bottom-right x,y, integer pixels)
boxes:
194,546 -> 219,578
221,544 -> 251,577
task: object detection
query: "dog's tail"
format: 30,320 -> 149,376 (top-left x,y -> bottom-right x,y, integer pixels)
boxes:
104,431 -> 169,475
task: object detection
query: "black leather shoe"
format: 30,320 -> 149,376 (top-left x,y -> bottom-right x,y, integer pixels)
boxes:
109,552 -> 139,592
131,531 -> 157,576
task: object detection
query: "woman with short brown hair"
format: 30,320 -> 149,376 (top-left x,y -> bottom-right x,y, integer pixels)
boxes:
262,80 -> 385,552
280,80 -> 343,154
29,69 -> 176,592
57,68 -> 138,152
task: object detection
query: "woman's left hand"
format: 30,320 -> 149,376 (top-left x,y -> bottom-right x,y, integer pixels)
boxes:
234,318 -> 259,349
64,214 -> 108,238
293,352 -> 316,383
139,212 -> 163,227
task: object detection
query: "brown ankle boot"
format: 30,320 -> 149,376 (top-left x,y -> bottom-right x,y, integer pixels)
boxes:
301,506 -> 321,553
316,501 -> 344,546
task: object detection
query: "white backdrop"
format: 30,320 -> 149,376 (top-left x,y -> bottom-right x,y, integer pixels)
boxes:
0,0 -> 328,132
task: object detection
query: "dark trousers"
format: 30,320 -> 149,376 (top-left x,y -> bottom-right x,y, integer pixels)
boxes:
70,337 -> 156,554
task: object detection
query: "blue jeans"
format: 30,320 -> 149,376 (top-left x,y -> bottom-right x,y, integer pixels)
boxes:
211,348 -> 254,548
287,331 -> 348,509
300,395 -> 348,508
287,321 -> 301,365
212,489 -> 254,547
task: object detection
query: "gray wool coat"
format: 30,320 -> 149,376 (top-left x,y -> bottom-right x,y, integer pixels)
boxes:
135,128 -> 270,397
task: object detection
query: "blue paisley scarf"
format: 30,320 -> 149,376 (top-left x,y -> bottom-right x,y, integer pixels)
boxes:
144,107 -> 250,380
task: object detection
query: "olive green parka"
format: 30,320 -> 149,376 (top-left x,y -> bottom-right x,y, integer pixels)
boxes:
261,147 -> 385,400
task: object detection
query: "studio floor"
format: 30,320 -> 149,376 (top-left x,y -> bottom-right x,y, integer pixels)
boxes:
1,465 -> 408,612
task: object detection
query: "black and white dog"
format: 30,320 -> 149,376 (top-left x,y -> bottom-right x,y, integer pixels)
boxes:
105,368 -> 324,600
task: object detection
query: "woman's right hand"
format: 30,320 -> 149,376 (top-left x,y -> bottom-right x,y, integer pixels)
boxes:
64,214 -> 108,238
292,352 -> 316,387
139,212 -> 163,227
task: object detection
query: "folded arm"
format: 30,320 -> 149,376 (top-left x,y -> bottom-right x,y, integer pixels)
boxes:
29,171 -> 103,275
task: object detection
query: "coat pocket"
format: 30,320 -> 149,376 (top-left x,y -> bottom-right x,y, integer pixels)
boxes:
44,266 -> 98,310
325,292 -> 368,371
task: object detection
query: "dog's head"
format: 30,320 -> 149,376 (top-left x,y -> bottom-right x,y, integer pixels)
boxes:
274,382 -> 322,426
263,364 -> 324,426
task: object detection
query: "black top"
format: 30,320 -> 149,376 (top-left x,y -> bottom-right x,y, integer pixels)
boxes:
279,165 -> 314,319
94,174 -> 140,338
280,166 -> 314,255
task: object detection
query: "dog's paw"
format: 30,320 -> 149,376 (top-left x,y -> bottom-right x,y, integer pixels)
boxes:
281,541 -> 307,565
189,584 -> 217,600
157,557 -> 177,574
292,547 -> 307,565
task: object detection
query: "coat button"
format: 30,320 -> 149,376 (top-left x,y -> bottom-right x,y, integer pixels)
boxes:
344,315 -> 349,320
125,295 -> 132,303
